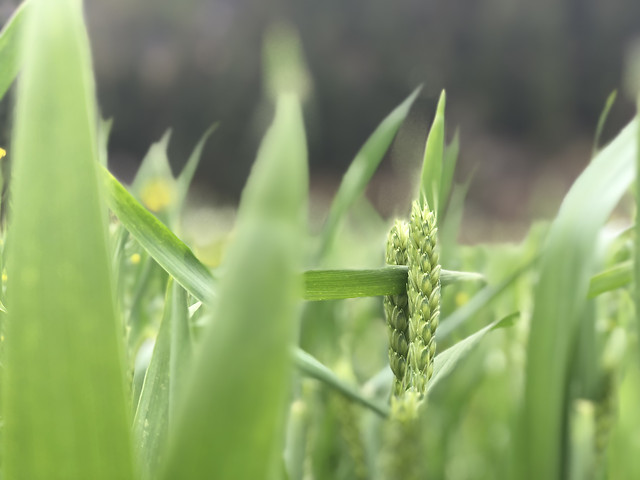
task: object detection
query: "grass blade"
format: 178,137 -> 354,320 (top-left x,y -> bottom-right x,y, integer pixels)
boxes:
104,174 -> 485,304
318,87 -> 421,258
173,124 -> 217,221
294,348 -> 389,417
437,258 -> 535,341
428,312 -> 517,395
439,128 -> 460,219
419,89 -> 446,211
0,2 -> 28,101
162,93 -> 308,480
4,1 -> 134,477
588,260 -> 633,298
302,266 -> 484,301
592,90 -> 617,156
134,279 -> 190,480
102,166 -> 215,303
521,118 -> 637,480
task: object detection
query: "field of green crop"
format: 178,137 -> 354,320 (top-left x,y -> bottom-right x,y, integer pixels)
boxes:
1,1 -> 639,479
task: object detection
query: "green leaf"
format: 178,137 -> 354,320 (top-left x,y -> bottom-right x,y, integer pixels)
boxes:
134,279 -> 190,480
419,89 -> 446,212
263,22 -> 311,100
302,266 -> 484,301
437,258 -> 535,341
173,124 -> 217,221
439,128 -> 459,219
427,312 -> 517,395
318,87 -> 422,258
521,118 -> 637,480
102,166 -> 216,304
4,1 -> 134,478
294,348 -> 389,417
132,129 -> 173,192
104,171 -> 485,305
0,2 -> 28,101
592,90 -> 617,156
588,260 -> 632,298
362,313 -> 517,402
97,116 -> 113,167
162,93 -> 308,480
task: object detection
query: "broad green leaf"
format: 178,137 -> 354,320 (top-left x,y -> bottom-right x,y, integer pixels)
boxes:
134,279 -> 190,480
0,2 -> 28,101
419,89 -> 446,212
588,260 -> 632,298
102,166 -> 215,304
318,87 -> 421,258
294,348 -> 389,417
521,118 -> 637,480
303,266 -> 484,301
162,94 -> 308,480
4,1 -> 134,478
592,90 -> 617,156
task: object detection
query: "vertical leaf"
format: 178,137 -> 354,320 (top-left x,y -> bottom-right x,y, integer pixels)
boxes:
318,87 -> 421,258
439,128 -> 459,220
521,119 -> 637,480
592,90 -> 617,156
173,124 -> 217,222
162,93 -> 308,479
4,0 -> 134,478
134,279 -> 190,480
419,90 -> 446,212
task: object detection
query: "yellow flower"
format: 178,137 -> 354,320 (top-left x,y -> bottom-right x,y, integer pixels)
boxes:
0,148 -> 6,159
140,178 -> 174,212
455,291 -> 470,307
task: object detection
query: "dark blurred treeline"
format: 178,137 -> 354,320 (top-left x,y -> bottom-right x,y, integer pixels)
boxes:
1,0 -> 640,218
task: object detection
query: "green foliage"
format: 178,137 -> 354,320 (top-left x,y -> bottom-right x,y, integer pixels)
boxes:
4,0 -> 134,478
1,2 -> 640,479
318,86 -> 421,258
419,90 -> 446,213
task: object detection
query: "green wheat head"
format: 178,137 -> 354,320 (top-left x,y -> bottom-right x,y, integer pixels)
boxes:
407,200 -> 440,395
384,220 -> 410,397
384,200 -> 441,398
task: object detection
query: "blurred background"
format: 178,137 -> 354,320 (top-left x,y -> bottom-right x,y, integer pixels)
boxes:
1,0 -> 640,241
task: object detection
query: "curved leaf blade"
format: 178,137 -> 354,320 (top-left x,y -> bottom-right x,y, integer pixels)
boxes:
4,1 -> 134,478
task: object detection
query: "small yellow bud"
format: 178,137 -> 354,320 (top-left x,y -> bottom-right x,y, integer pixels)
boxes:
455,291 -> 470,307
0,148 -> 6,159
130,253 -> 141,265
140,178 -> 174,212
2,272 -> 7,283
